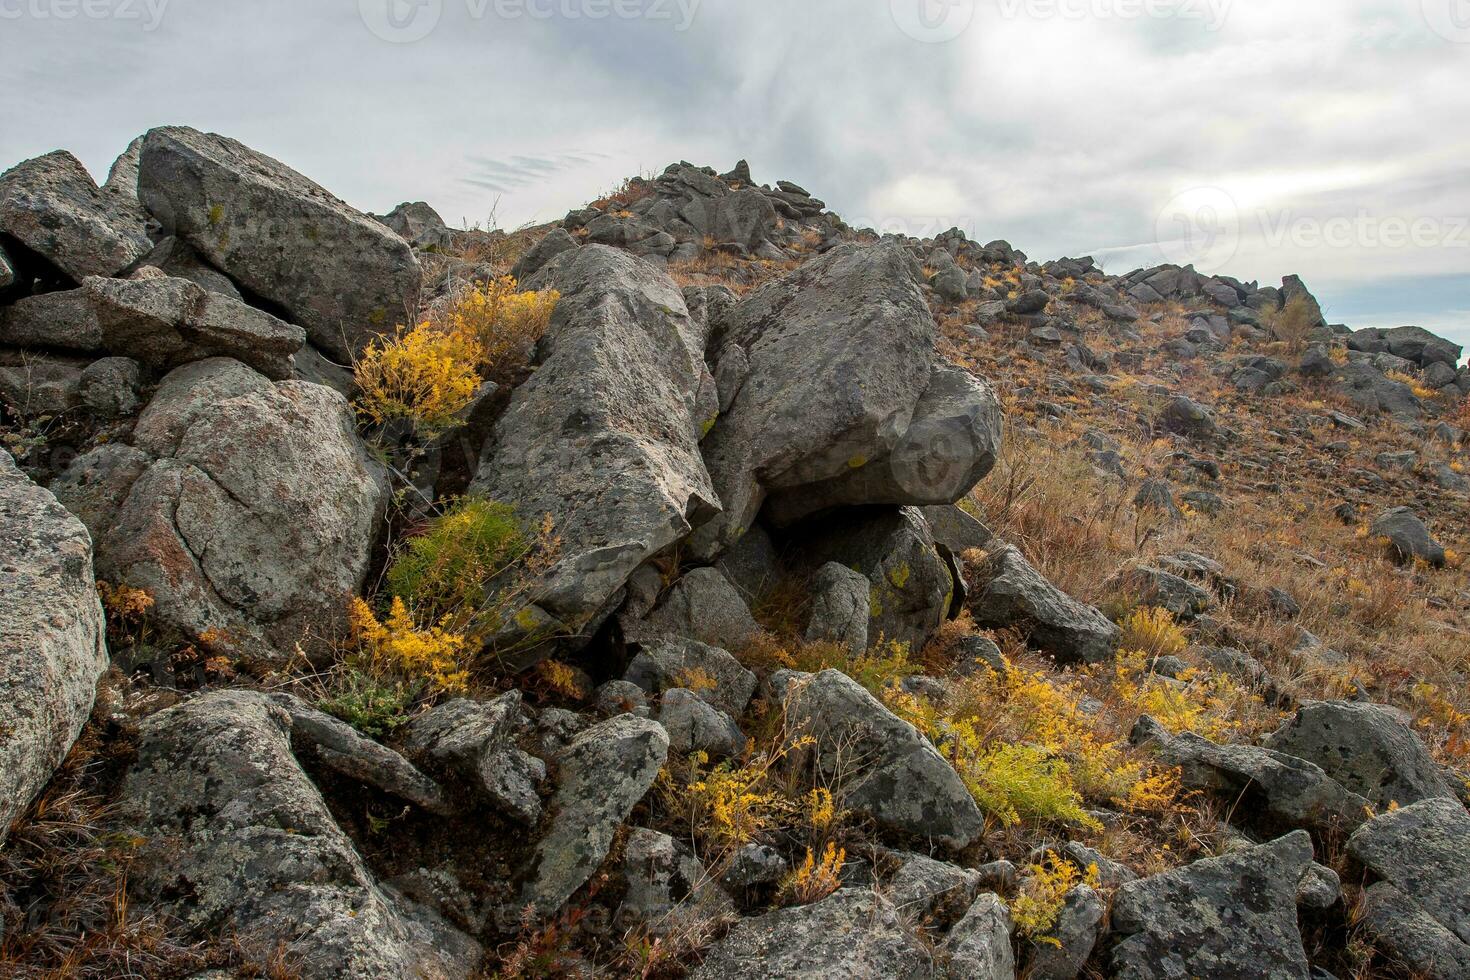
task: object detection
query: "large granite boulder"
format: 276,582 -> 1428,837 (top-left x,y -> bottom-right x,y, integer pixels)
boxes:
137,126 -> 421,361
118,690 -> 480,978
777,669 -> 984,850
0,451 -> 108,845
0,274 -> 304,379
0,149 -> 151,281
1266,700 -> 1457,809
1110,831 -> 1315,979
694,241 -> 1001,554
471,245 -> 717,630
969,545 -> 1119,664
69,358 -> 385,662
1348,799 -> 1470,979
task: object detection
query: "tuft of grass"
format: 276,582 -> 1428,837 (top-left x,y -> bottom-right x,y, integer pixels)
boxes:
386,497 -> 527,621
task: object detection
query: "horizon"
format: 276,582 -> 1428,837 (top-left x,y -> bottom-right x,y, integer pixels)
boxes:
2,0 -> 1466,355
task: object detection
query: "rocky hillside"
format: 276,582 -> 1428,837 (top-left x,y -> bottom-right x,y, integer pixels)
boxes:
1,129 -> 1467,979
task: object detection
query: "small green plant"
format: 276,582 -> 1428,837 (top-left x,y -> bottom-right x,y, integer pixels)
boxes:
318,666 -> 420,736
386,497 -> 527,619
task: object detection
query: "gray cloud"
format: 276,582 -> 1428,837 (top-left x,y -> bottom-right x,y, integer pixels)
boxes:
0,0 -> 1465,349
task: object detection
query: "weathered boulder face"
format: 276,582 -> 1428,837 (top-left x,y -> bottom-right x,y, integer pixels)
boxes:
1334,362 -> 1423,419
1371,506 -> 1445,567
119,690 -> 480,979
1267,700 -> 1456,809
379,201 -> 453,250
624,636 -> 757,718
521,714 -> 669,918
0,149 -> 152,281
1151,728 -> 1368,836
471,245 -> 718,628
0,274 -> 305,379
1348,325 -> 1463,368
779,669 -> 984,850
695,241 -> 1002,553
1110,831 -> 1315,980
73,358 -> 384,661
943,892 -> 1015,979
791,506 -> 955,651
0,452 -> 108,845
1348,799 -> 1470,980
969,545 -> 1119,664
137,126 -> 421,361
631,566 -> 760,651
0,241 -> 14,289
692,888 -> 932,980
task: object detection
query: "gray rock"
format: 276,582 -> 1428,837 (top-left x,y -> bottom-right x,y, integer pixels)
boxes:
1266,700 -> 1456,809
714,520 -> 781,602
779,669 -> 984,849
616,827 -> 733,935
885,851 -> 982,924
138,126 -> 421,361
1029,884 -> 1105,980
803,561 -> 871,653
658,688 -> 746,759
1110,831 -> 1315,980
1111,565 -> 1213,619
0,349 -> 87,415
943,891 -> 1014,979
1297,862 -> 1342,911
471,245 -> 716,630
0,149 -> 151,281
720,844 -> 789,895
933,264 -> 969,302
691,888 -> 932,980
0,274 -> 305,380
0,242 -> 14,289
521,714 -> 668,918
1152,729 -> 1369,835
1371,506 -> 1445,567
1348,797 -> 1470,974
1280,275 -> 1327,327
920,503 -> 993,554
1055,840 -> 1137,888
625,637 -> 757,718
400,694 -> 544,824
969,545 -> 1120,665
103,135 -> 145,202
78,355 -> 143,417
268,692 -> 451,816
511,226 -> 578,281
792,506 -> 955,652
1334,363 -> 1422,419
131,235 -> 245,299
1134,478 -> 1183,521
49,442 -> 153,539
634,566 -> 760,651
593,679 -> 649,717
119,690 -> 480,978
0,451 -> 108,846
695,242 -> 999,553
379,201 -> 453,250
97,358 -> 385,662
1159,395 -> 1217,440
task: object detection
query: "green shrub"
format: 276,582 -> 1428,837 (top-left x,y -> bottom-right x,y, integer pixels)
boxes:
318,666 -> 420,736
386,497 -> 526,619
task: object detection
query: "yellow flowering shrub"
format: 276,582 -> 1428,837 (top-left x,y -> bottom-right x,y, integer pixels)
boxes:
348,596 -> 469,694
1119,606 -> 1188,660
445,276 -> 560,381
1113,652 -> 1243,741
1011,852 -> 1100,941
354,322 -> 483,438
779,842 -> 846,905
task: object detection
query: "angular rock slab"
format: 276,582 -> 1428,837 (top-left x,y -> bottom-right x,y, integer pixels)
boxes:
0,274 -> 305,380
1348,798 -> 1470,977
1266,700 -> 1456,809
0,451 -> 108,845
521,714 -> 669,918
0,149 -> 151,281
1110,831 -> 1314,980
138,126 -> 421,361
778,669 -> 983,850
691,888 -> 932,980
92,358 -> 385,662
696,241 -> 999,553
969,545 -> 1119,665
472,245 -> 718,627
119,690 -> 479,978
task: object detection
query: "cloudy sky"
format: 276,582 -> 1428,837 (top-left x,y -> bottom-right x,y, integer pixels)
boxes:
2,0 -> 1467,350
